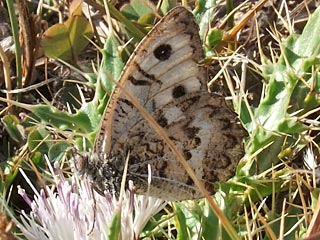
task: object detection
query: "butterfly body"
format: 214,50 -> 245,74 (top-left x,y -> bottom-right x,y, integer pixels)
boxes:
78,7 -> 244,200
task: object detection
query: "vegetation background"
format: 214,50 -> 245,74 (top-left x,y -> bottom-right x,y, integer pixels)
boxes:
0,0 -> 319,239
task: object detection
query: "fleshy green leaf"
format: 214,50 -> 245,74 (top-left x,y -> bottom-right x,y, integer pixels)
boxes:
2,114 -> 25,142
41,3 -> 93,61
42,24 -> 72,60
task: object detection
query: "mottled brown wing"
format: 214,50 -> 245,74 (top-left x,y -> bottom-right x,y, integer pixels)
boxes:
95,7 -> 206,154
89,7 -> 244,200
114,93 -> 244,200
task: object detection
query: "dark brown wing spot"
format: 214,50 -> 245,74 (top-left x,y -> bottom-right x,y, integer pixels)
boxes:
158,115 -> 168,127
128,75 -> 152,85
135,63 -> 157,82
172,85 -> 186,98
186,176 -> 194,186
183,149 -> 192,160
194,137 -> 201,146
158,161 -> 168,178
154,44 -> 172,61
185,126 -> 200,138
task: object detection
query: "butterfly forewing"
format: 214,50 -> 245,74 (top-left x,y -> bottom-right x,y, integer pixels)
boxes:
88,7 -> 245,200
95,7 -> 206,152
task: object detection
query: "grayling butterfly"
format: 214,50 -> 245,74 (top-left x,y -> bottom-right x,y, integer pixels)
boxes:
75,6 -> 245,200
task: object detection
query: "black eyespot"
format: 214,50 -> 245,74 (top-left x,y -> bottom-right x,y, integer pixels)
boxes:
154,44 -> 172,61
172,85 -> 186,98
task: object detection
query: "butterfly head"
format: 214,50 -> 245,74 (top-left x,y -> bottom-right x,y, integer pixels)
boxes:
73,151 -> 122,197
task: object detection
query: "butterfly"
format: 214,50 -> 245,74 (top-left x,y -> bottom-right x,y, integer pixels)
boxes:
76,6 -> 245,200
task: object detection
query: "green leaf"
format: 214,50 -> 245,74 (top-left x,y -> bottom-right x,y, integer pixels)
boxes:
291,7 -> 320,59
31,104 -> 94,132
2,114 -> 25,142
202,197 -> 229,240
205,28 -> 223,55
99,34 -> 124,96
42,11 -> 93,61
173,203 -> 188,240
0,160 -> 19,193
65,15 -> 93,58
27,128 -> 52,153
95,33 -> 125,115
158,0 -> 177,14
31,151 -> 45,167
48,142 -> 70,163
41,23 -> 72,60
194,0 -> 216,39
108,3 -> 145,42
108,207 -> 122,240
121,0 -> 155,21
278,118 -> 308,133
303,91 -> 320,112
